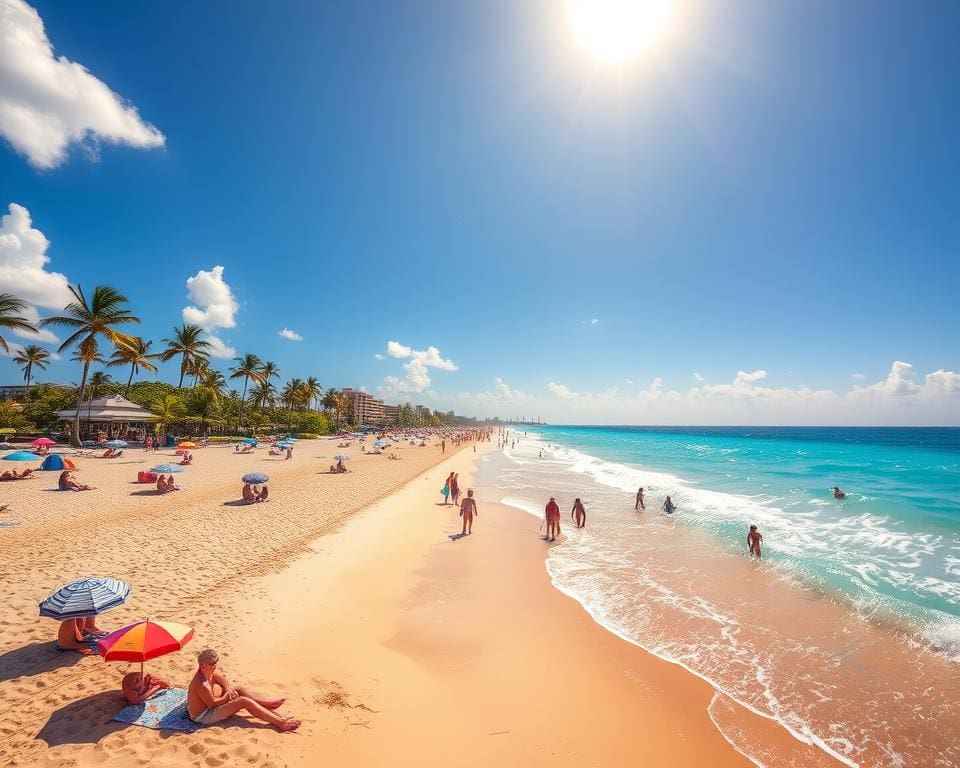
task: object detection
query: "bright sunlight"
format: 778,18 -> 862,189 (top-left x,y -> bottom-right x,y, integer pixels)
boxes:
566,0 -> 677,64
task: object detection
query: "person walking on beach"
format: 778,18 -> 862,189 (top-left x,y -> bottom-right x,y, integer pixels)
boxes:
450,473 -> 461,506
571,498 -> 586,528
460,489 -> 478,535
635,487 -> 645,511
747,525 -> 763,558
545,496 -> 561,541
662,496 -> 676,515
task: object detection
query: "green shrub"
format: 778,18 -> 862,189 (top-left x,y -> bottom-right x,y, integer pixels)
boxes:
296,433 -> 321,439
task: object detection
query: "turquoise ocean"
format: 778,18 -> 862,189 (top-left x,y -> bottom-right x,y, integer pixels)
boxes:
479,426 -> 960,768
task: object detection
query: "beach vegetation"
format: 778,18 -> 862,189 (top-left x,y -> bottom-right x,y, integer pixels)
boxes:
106,336 -> 159,395
0,293 -> 38,354
229,353 -> 266,428
39,284 -> 140,447
12,344 -> 51,391
159,324 -> 212,389
151,393 -> 184,439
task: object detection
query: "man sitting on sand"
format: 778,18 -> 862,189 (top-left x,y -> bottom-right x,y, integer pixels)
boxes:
187,648 -> 300,731
57,618 -> 97,654
156,475 -> 180,493
122,671 -> 170,704
59,470 -> 94,491
242,483 -> 257,503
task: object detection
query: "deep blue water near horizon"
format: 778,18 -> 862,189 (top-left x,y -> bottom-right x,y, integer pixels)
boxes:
486,425 -> 960,766
532,425 -> 960,624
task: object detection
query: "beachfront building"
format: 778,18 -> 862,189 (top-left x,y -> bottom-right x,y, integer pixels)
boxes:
341,388 -> 385,425
0,383 -> 71,401
415,405 -> 432,423
383,404 -> 400,423
55,394 -> 158,440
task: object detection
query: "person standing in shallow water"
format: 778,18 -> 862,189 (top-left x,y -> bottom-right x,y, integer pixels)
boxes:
459,489 -> 478,535
635,487 -> 645,511
662,496 -> 676,515
545,497 -> 561,541
747,525 -> 763,558
571,498 -> 586,528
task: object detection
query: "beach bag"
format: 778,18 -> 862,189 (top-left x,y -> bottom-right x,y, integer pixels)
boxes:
441,485 -> 450,497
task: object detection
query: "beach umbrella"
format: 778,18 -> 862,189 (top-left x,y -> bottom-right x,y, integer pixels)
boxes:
150,464 -> 183,474
3,451 -> 38,461
177,441 -> 198,449
39,577 -> 131,621
333,454 -> 351,461
242,437 -> 257,445
32,437 -> 56,446
242,472 -> 269,484
98,619 -> 194,676
106,440 -> 128,448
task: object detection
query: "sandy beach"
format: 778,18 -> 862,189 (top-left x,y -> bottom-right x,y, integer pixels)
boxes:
0,437 -> 817,767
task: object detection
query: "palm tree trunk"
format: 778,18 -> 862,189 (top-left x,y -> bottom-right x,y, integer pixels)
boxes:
72,362 -> 91,448
126,364 -> 136,395
25,364 -> 32,393
178,357 -> 187,388
238,378 -> 248,430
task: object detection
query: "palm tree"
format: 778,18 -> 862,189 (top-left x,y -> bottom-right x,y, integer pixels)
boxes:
305,376 -> 322,411
229,353 -> 265,428
152,394 -> 183,443
199,368 -> 227,396
12,344 -> 50,391
0,293 -> 37,354
250,380 -> 276,409
280,378 -> 308,410
160,324 -> 212,388
40,285 -> 139,447
322,388 -> 348,431
260,360 -> 281,384
85,370 -> 113,422
107,336 -> 158,395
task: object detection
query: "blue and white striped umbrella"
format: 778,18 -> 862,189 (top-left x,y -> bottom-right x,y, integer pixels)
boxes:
242,472 -> 269,484
151,464 -> 183,473
106,440 -> 128,448
39,577 -> 131,620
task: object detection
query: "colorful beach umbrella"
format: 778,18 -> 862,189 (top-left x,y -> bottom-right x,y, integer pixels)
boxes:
4,451 -> 38,461
242,437 -> 257,445
242,471 -> 269,484
177,441 -> 198,449
333,454 -> 351,461
150,464 -> 183,473
106,440 -> 128,448
39,577 -> 131,620
98,619 -> 194,676
32,437 -> 56,446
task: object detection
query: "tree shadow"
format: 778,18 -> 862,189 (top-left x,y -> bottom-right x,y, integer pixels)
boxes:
0,641 -> 85,683
36,690 -> 127,747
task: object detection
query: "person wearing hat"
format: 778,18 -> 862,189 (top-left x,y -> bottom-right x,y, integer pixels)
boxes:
544,497 -> 561,542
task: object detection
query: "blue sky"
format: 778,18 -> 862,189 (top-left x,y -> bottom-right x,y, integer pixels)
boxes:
0,0 -> 958,424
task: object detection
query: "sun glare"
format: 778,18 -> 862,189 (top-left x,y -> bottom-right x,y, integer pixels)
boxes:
567,0 -> 677,65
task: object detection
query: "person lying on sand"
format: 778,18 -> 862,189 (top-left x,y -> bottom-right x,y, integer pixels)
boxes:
180,452 -> 193,466
0,468 -> 34,481
122,671 -> 170,704
57,618 -> 94,654
187,648 -> 300,731
59,470 -> 94,491
99,448 -> 121,459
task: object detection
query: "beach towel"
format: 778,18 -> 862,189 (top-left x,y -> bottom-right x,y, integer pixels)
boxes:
113,688 -> 200,732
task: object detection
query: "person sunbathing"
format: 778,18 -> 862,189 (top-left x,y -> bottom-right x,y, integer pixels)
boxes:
156,475 -> 180,493
179,452 -> 193,466
122,671 -> 170,704
59,470 -> 94,491
57,618 -> 93,654
242,483 -> 257,503
187,648 -> 300,731
0,468 -> 34,481
100,448 -> 118,458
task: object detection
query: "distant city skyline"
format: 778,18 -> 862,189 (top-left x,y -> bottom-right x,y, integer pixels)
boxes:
0,0 -> 957,425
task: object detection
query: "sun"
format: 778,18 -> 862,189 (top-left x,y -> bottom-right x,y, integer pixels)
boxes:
567,0 -> 677,65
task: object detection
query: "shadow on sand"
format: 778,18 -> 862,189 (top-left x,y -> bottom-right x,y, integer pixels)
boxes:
36,690 -> 128,747
0,641 -> 85,683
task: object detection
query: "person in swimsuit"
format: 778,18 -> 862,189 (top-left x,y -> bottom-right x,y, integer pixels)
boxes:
56,618 -> 93,654
459,489 -> 478,535
187,648 -> 300,731
59,470 -> 94,491
833,486 -> 846,500
571,498 -> 586,528
242,483 -> 257,503
635,487 -> 645,511
662,496 -> 676,515
747,525 -> 763,558
450,473 -> 461,506
545,497 -> 561,541
122,671 -> 170,704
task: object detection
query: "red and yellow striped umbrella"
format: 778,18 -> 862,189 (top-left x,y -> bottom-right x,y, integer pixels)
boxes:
98,620 -> 193,673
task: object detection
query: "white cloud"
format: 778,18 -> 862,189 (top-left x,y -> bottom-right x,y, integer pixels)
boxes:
693,372 -> 704,382
625,379 -> 634,386
0,201 -> 72,344
547,382 -> 578,400
851,373 -> 866,380
182,266 -> 238,331
0,0 -> 165,169
924,369 -> 960,396
581,318 -> 599,326
379,340 -> 458,399
203,333 -> 236,360
458,378 -> 531,406
850,360 -> 920,397
278,328 -> 302,341
373,353 -> 385,361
